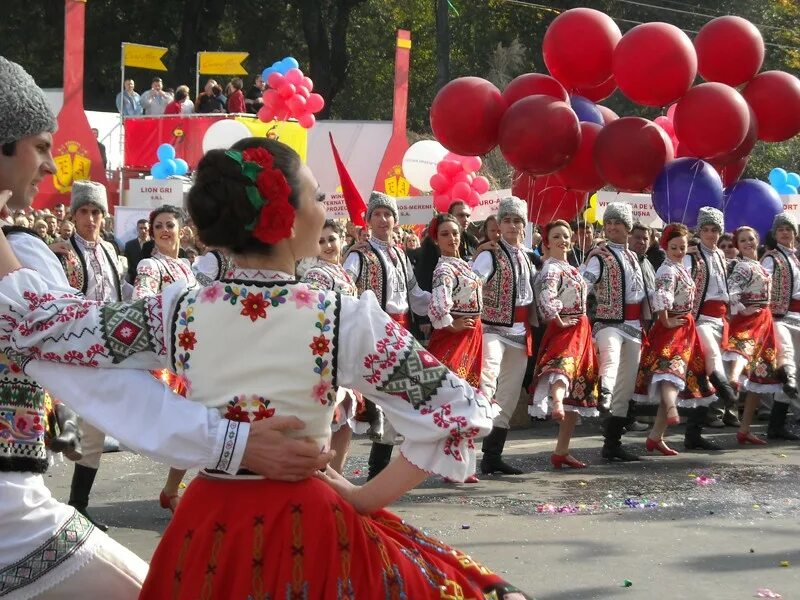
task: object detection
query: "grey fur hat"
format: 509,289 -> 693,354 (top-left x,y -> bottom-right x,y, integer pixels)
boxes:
697,206 -> 724,232
772,212 -> 798,237
497,196 -> 527,224
604,202 -> 633,231
0,57 -> 57,145
366,191 -> 398,221
71,180 -> 108,215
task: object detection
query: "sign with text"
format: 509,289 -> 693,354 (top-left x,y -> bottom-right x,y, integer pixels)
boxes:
127,179 -> 184,209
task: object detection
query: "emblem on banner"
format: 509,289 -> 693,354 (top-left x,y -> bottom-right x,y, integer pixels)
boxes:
383,165 -> 410,197
52,141 -> 92,193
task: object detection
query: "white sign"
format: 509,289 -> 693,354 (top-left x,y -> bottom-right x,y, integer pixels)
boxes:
472,189 -> 510,222
323,193 -> 350,220
126,179 -> 185,208
782,195 -> 800,222
596,191 -> 664,228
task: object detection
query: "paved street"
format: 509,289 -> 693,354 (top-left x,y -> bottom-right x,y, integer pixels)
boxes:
46,421 -> 800,599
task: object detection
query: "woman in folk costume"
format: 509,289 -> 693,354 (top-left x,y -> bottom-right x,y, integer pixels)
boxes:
722,226 -> 781,445
192,247 -> 232,286
132,205 -> 198,514
529,221 -> 599,469
0,138 -> 530,600
761,212 -> 800,441
634,224 -> 712,456
301,219 -> 361,474
426,213 -> 484,483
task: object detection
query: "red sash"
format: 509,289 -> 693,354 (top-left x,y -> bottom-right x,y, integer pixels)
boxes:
789,299 -> 800,313
388,312 -> 410,329
513,305 -> 533,356
699,300 -> 729,346
624,304 -> 641,320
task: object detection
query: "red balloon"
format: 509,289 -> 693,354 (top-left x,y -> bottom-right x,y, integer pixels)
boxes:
554,122 -> 604,193
593,117 -> 675,192
543,8 -> 622,90
613,23 -> 697,107
430,77 -> 507,155
503,73 -> 568,105
715,156 -> 749,187
512,172 -> 586,225
498,95 -> 581,176
743,71 -> 800,142
695,16 -> 765,87
711,105 -> 758,167
597,105 -> 619,125
574,76 -> 617,102
674,83 -> 750,159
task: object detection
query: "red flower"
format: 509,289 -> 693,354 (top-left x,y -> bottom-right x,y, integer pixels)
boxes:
242,147 -> 274,168
240,292 -> 268,322
256,167 -> 291,205
224,404 -> 250,423
252,198 -> 295,245
178,330 -> 197,351
309,335 -> 330,357
252,404 -> 275,421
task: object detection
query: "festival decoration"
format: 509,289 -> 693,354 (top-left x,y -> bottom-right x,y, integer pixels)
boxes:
769,168 -> 800,196
554,122 -> 604,193
401,140 -> 449,192
583,193 -> 602,225
596,105 -> 619,125
574,76 -> 617,102
723,179 -> 784,238
694,16 -> 765,87
151,143 -> 188,179
569,95 -> 603,125
261,56 -> 299,80
512,172 -> 585,225
742,71 -> 800,142
502,73 -> 568,105
259,66 -> 325,129
651,158 -> 723,227
715,156 -> 749,188
430,153 -> 490,212
201,119 -> 251,154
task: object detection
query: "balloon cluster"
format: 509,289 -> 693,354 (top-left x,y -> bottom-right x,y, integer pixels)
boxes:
429,8 -> 800,226
429,153 -> 490,213
261,56 -> 300,80
151,144 -> 188,180
259,62 -> 325,129
770,168 -> 800,196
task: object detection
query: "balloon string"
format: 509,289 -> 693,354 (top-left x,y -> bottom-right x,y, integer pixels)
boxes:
680,161 -> 701,225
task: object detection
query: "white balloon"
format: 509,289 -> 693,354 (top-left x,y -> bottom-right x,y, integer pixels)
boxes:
201,119 -> 252,154
402,140 -> 449,191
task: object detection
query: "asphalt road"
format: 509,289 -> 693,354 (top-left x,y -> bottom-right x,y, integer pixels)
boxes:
44,420 -> 800,599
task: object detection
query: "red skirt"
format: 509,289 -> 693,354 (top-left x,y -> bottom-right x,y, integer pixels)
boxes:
635,313 -> 709,403
140,476 -> 530,600
531,315 -> 598,409
427,317 -> 483,388
725,308 -> 781,385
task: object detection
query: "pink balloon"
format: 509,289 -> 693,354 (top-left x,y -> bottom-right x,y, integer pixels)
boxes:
306,93 -> 325,114
285,68 -> 305,86
451,171 -> 470,185
433,194 -> 452,212
296,87 -> 310,99
258,106 -> 275,122
286,94 -> 307,114
451,182 -> 471,200
461,156 -> 482,172
303,77 -> 314,91
597,105 -> 619,125
298,113 -> 316,129
472,176 -> 490,194
262,89 -> 280,108
275,106 -> 291,121
267,72 -> 285,89
666,103 -> 677,121
430,173 -> 451,192
279,84 -> 296,99
654,116 -> 675,137
467,190 -> 481,208
437,160 -> 461,177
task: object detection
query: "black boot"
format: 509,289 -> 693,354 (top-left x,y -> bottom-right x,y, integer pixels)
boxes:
367,442 -> 394,480
480,427 -> 523,475
777,366 -> 799,399
50,403 -> 83,462
68,464 -> 108,531
601,416 -> 640,461
684,406 -> 722,450
360,400 -> 385,441
767,401 -> 800,440
597,382 -> 612,414
709,371 -> 737,408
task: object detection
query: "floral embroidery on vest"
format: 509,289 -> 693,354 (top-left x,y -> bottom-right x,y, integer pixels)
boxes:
481,246 -> 517,326
769,250 -> 793,317
690,252 -> 709,318
594,252 -> 625,322
355,247 -> 387,308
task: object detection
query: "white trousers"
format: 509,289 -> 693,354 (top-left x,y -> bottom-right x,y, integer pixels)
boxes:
696,318 -> 725,375
480,334 -> 529,429
76,419 -> 105,470
595,328 -> 641,417
774,321 -> 800,406
34,535 -> 146,599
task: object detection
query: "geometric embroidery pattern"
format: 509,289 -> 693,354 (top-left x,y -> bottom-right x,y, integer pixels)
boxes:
0,511 -> 94,594
100,300 -> 156,364
378,341 -> 448,410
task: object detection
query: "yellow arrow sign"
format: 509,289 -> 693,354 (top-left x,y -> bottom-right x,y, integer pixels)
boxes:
122,43 -> 168,71
198,52 -> 249,75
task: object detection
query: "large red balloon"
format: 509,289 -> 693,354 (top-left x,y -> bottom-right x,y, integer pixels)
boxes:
711,105 -> 758,167
574,76 -> 617,102
613,23 -> 697,107
512,172 -> 586,225
593,117 -> 675,192
543,8 -> 622,90
695,16 -> 764,87
674,83 -> 750,160
503,73 -> 569,106
597,105 -> 619,125
554,122 -> 604,193
742,71 -> 800,142
715,156 -> 749,187
430,77 -> 507,155
498,95 -> 581,176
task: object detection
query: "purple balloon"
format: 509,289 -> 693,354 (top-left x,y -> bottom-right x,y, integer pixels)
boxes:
651,158 -> 723,227
723,179 -> 784,238
569,95 -> 604,125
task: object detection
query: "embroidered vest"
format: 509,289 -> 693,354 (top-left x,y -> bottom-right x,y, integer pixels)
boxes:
481,244 -> 529,327
60,235 -> 122,299
769,249 -> 794,317
170,280 -> 340,466
689,248 -> 727,318
353,244 -> 409,311
593,251 -> 627,322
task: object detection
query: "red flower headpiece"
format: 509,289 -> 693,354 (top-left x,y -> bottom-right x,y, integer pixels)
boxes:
427,216 -> 439,241
225,147 -> 295,245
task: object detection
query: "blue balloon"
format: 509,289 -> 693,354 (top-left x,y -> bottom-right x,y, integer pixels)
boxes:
569,95 -> 603,125
151,162 -> 168,179
776,184 -> 799,195
787,172 -> 800,188
651,158 -> 723,227
157,143 -> 176,162
769,167 -> 788,188
174,158 -> 189,176
162,159 -> 177,177
723,179 -> 783,238
262,67 -> 276,81
282,56 -> 299,71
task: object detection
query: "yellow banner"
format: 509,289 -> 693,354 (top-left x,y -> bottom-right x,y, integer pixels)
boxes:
123,43 -> 168,71
198,52 -> 249,75
234,116 -> 308,163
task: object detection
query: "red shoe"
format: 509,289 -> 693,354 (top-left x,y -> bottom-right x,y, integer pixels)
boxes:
645,437 -> 679,456
464,474 -> 480,483
736,431 -> 767,445
159,490 -> 180,514
550,453 -> 586,469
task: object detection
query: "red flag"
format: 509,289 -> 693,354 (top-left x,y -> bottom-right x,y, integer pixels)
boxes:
329,133 -> 366,227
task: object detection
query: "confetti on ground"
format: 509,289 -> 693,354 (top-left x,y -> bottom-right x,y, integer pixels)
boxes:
695,476 -> 717,486
756,588 -> 782,598
622,579 -> 632,588
535,498 -> 659,514
461,524 -> 470,529
779,560 -> 790,567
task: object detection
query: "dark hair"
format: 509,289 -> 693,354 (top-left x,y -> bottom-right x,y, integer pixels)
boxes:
719,232 -> 734,245
152,77 -> 162,84
212,85 -> 223,96
480,215 -> 498,242
733,226 -> 759,250
231,78 -> 244,90
631,222 -> 651,236
660,222 -> 689,250
149,204 -> 185,233
174,88 -> 188,102
321,219 -> 344,237
447,201 -> 469,216
543,219 -> 572,247
136,219 -> 148,226
1,142 -> 15,156
188,138 -> 303,254
569,220 -> 594,232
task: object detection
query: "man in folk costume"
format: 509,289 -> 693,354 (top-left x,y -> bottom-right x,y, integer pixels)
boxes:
761,212 -> 800,440
343,191 -> 431,479
683,206 -> 740,449
472,197 -> 538,474
580,202 -> 649,461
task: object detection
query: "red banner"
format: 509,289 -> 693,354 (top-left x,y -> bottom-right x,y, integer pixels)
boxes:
123,116 -> 221,170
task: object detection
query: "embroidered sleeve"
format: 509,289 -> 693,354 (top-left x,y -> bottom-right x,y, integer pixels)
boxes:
133,259 -> 161,299
727,261 -> 751,313
0,268 -> 174,370
651,265 -> 676,312
537,264 -> 564,322
580,256 -> 601,287
301,267 -> 334,292
337,292 -> 498,481
429,265 -> 455,329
